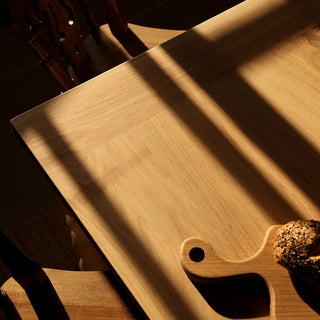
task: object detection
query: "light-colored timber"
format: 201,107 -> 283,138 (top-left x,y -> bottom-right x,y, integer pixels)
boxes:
1,269 -> 135,319
181,226 -> 319,319
11,0 -> 320,318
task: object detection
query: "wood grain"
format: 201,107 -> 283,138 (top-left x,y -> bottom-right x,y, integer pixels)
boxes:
181,226 -> 319,319
11,0 -> 320,318
1,269 -> 135,319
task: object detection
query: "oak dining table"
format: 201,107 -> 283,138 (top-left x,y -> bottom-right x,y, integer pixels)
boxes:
11,0 -> 320,318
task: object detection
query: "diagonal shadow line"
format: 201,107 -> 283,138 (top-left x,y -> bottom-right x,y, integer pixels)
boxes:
128,53 -> 300,223
12,49 -> 304,319
166,0 -> 320,78
0,290 -> 23,320
0,231 -> 70,319
19,112 -> 200,320
10,1 -> 320,317
164,28 -> 320,209
211,72 -> 320,207
13,57 -> 300,315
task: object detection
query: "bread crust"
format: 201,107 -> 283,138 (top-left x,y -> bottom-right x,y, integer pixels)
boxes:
273,220 -> 320,286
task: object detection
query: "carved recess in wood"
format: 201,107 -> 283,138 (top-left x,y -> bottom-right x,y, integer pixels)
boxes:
39,0 -> 88,74
180,226 -> 320,319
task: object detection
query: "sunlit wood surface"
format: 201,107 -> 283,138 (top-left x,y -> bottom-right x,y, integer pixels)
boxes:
11,0 -> 320,318
1,269 -> 136,319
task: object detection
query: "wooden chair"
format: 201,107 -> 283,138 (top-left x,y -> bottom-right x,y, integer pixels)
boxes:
0,230 -> 144,319
2,0 -> 184,91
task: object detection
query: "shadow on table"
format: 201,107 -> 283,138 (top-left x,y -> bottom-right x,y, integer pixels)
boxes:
0,231 -> 70,320
14,111 -> 200,319
13,0 -> 320,318
191,274 -> 270,318
291,274 -> 320,315
161,0 -> 320,211
126,0 -> 320,224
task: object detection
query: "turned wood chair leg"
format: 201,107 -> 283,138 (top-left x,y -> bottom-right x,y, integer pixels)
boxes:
65,214 -> 109,271
4,0 -> 76,91
38,0 -> 89,76
27,34 -> 75,91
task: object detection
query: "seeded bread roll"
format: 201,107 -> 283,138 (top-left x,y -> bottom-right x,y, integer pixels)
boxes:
273,220 -> 320,286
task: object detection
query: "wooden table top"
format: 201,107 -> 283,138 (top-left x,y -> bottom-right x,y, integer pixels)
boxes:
11,0 -> 320,318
